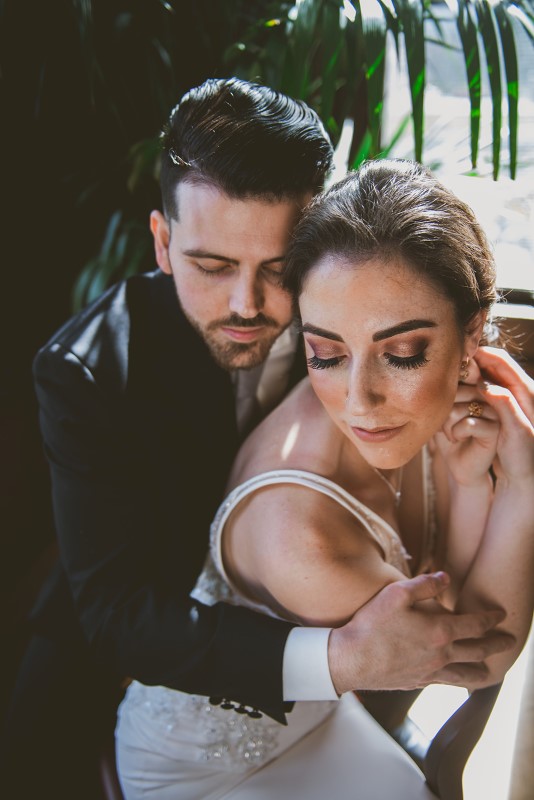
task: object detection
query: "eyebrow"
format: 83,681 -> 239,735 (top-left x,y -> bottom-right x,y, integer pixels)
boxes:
372,319 -> 437,341
299,323 -> 343,342
299,319 -> 437,342
182,249 -> 284,266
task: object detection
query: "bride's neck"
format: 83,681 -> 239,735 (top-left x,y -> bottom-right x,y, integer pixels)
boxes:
337,435 -> 407,504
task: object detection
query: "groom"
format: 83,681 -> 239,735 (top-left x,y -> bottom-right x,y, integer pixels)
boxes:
3,78 -> 511,797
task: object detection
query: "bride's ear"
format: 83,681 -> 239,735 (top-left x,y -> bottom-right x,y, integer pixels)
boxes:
463,310 -> 487,358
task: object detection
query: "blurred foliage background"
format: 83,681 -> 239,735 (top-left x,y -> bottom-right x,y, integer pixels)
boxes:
2,0 -> 533,322
0,0 -> 533,604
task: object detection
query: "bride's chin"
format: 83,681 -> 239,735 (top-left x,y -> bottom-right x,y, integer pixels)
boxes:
367,456 -> 409,472
350,441 -> 413,472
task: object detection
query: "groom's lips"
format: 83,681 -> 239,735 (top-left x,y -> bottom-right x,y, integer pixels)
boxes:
221,325 -> 265,342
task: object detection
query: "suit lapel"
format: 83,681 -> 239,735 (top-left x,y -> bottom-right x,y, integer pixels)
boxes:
126,272 -> 239,586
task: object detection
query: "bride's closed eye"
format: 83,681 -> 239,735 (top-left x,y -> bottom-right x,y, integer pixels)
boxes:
307,354 -> 344,370
306,349 -> 429,371
384,351 -> 429,370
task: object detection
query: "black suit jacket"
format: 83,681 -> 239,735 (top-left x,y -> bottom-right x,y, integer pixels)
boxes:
32,270 -> 304,722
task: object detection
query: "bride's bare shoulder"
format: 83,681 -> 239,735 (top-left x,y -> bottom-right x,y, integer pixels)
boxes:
229,377 -> 339,484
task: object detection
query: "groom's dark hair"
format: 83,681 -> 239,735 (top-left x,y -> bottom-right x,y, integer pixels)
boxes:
159,77 -> 333,220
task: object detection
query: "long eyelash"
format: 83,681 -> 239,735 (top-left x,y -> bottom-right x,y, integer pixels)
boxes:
307,355 -> 343,370
385,352 -> 429,370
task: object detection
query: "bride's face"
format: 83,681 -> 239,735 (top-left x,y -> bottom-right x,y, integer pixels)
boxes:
299,255 -> 479,469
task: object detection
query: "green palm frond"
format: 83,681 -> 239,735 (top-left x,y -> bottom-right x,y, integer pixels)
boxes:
450,0 -> 482,170
71,212 -> 152,312
358,0 -> 389,163
36,0 -> 531,308
285,0 -> 322,98
474,0 -> 503,179
493,1 -> 519,179
391,0 -> 426,163
508,0 -> 534,43
319,0 -> 345,132
258,0 -> 527,178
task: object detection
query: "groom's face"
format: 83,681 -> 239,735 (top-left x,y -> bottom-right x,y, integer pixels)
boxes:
151,181 -> 308,371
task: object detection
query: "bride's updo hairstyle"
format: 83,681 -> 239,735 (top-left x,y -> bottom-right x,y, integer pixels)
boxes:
284,159 -> 498,340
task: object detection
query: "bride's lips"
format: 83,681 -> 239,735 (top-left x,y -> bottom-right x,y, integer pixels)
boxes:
350,424 -> 406,443
221,326 -> 265,342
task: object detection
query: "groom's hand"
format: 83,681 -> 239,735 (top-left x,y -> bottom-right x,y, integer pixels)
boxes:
327,572 -> 513,695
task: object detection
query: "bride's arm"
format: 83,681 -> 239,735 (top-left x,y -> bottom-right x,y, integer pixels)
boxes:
432,371 -> 498,600
455,378 -> 534,683
435,354 -> 534,683
221,483 -> 409,629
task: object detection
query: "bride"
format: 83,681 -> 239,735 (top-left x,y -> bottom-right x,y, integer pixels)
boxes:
115,159 -> 534,799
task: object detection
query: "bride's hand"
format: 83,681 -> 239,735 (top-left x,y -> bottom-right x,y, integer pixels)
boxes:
477,376 -> 534,485
435,359 -> 500,487
436,350 -> 534,487
476,346 -> 534,427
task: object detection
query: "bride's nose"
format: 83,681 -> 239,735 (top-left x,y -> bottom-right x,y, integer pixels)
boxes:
345,360 -> 385,416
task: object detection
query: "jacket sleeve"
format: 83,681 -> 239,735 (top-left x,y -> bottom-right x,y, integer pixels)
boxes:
33,342 -> 294,720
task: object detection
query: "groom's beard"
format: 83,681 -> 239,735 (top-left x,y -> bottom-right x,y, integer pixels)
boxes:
187,311 -> 287,371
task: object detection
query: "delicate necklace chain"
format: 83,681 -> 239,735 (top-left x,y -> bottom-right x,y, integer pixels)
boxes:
371,465 -> 403,506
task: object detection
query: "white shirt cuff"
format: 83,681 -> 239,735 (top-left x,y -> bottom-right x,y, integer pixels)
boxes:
282,627 -> 339,701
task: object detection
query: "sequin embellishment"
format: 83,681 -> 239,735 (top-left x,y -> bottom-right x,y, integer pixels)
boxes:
124,683 -> 280,770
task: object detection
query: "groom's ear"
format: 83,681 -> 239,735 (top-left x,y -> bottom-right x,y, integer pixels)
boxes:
464,310 -> 487,358
150,210 -> 172,275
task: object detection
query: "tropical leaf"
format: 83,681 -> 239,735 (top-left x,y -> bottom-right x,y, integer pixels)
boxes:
351,128 -> 374,166
12,0 -> 529,307
343,6 -> 370,163
378,0 -> 400,48
72,212 -> 152,311
283,0 -> 322,99
453,0 -> 482,170
509,4 -> 534,43
474,0 -> 503,180
392,0 -> 426,163
494,2 -> 519,178
508,0 -> 534,44
359,0 -> 388,158
127,137 -> 162,193
319,0 -> 345,126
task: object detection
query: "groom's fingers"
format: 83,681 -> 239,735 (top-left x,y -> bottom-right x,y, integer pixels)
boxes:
434,629 -> 515,687
449,629 -> 515,660
394,571 -> 450,603
436,609 -> 508,643
382,574 -> 507,642
433,662 -> 491,687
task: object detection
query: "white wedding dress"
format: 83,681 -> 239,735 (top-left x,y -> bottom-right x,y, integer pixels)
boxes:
116,464 -> 438,799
